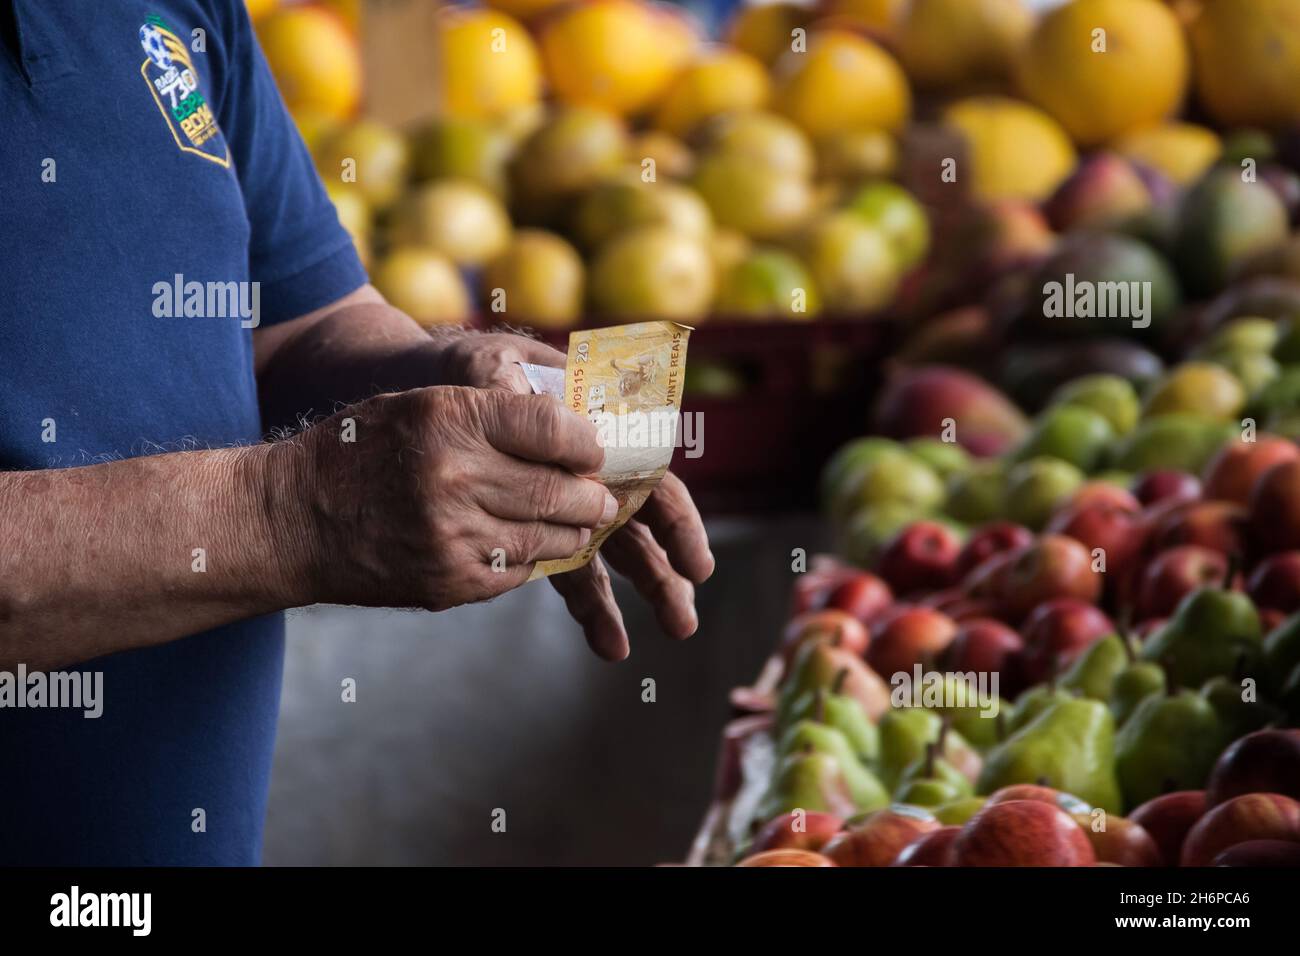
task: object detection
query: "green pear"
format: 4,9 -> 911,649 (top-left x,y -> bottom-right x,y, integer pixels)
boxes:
777,641 -> 890,727
777,721 -> 890,812
1051,374 -> 1140,436
759,751 -> 860,821
1264,613 -> 1300,695
1140,587 -> 1263,688
1060,634 -> 1128,701
928,674 -> 1004,750
977,698 -> 1123,813
1115,689 -> 1227,810
1202,675 -> 1282,740
895,778 -> 964,807
932,796 -> 986,825
1003,457 -> 1085,530
945,460 -> 1006,525
1112,414 -> 1238,475
1008,684 -> 1074,733
1109,661 -> 1166,726
1012,405 -> 1116,473
905,437 -> 971,481
877,708 -> 942,791
785,689 -> 880,762
896,744 -> 974,802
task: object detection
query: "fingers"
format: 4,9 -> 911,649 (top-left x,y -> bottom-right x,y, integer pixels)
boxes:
476,462 -> 617,528
602,520 -> 699,640
507,336 -> 567,369
482,392 -> 605,476
550,558 -> 631,662
638,472 -> 715,584
482,517 -> 591,567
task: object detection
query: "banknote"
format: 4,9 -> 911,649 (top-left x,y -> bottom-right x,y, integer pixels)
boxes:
521,321 -> 692,579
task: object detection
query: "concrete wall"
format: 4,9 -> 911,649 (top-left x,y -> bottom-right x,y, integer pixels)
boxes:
262,516 -> 823,865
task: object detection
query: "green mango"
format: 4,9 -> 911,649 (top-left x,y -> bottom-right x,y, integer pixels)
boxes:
1060,634 -> 1129,701
1109,661 -> 1166,726
759,752 -> 859,821
977,698 -> 1123,814
1140,587 -> 1263,689
1201,675 -> 1282,740
785,690 -> 880,762
1115,690 -> 1228,810
932,796 -> 986,826
1264,613 -> 1300,695
778,721 -> 890,813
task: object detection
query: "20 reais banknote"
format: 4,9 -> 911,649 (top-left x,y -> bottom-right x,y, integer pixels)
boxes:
520,321 -> 692,579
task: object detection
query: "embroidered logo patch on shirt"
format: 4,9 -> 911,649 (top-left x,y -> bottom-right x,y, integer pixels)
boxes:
139,15 -> 230,167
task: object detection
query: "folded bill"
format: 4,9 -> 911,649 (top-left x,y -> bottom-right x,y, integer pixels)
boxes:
521,321 -> 692,579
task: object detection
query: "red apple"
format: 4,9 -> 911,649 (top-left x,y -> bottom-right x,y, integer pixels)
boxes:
1046,500 -> 1146,591
790,560 -> 856,615
940,618 -> 1024,676
892,826 -> 961,867
962,548 -> 1022,605
866,607 -> 959,679
998,535 -> 1103,622
1128,791 -> 1207,867
987,784 -> 1090,814
778,609 -> 870,667
1018,598 -> 1114,685
1148,499 -> 1247,556
1247,552 -> 1300,615
1248,459 -> 1300,555
749,811 -> 845,854
957,522 -> 1035,579
1205,729 -> 1300,807
822,807 -> 941,867
1072,814 -> 1163,867
1180,793 -> 1300,866
824,571 -> 894,624
1213,840 -> 1300,867
1135,545 -> 1230,620
736,849 -> 837,867
1203,434 -> 1300,506
952,800 -> 1096,867
1132,470 -> 1202,507
1069,482 -> 1141,514
876,521 -> 962,595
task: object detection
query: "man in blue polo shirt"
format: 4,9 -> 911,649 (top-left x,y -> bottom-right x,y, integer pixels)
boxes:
0,0 -> 713,865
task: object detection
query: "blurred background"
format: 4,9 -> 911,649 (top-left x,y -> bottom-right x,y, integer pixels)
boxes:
245,0 -> 1300,863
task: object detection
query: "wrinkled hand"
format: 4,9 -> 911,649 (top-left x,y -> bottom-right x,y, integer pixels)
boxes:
290,385 -> 617,612
439,332 -> 715,661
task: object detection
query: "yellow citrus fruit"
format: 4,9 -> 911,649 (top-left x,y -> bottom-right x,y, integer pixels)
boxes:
816,0 -> 906,32
800,211 -> 901,313
374,247 -> 472,328
574,175 -> 713,250
510,107 -> 629,212
715,249 -> 821,320
325,182 -> 371,269
727,2 -> 811,67
589,227 -> 715,322
540,0 -> 695,116
1113,122 -> 1222,186
942,96 -> 1077,202
898,0 -> 1033,90
393,180 -> 513,267
692,151 -> 814,239
654,48 -> 771,138
484,0 -> 572,22
481,230 -> 585,328
258,6 -> 362,121
244,0 -> 278,23
436,7 -> 542,121
1018,0 -> 1189,147
314,120 -> 411,211
1190,0 -> 1300,129
694,110 -> 815,179
772,30 -> 911,138
408,118 -> 513,195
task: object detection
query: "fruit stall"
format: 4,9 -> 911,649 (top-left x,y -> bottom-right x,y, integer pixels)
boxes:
250,0 -> 1300,867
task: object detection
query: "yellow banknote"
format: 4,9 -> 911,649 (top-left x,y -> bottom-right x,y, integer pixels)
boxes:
523,321 -> 692,579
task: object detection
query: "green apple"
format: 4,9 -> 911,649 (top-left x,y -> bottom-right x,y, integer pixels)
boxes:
1013,405 -> 1116,473
1050,374 -> 1140,436
1002,457 -> 1085,530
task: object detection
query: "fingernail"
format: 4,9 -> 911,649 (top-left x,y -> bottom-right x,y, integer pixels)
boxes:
578,527 -> 592,546
601,492 -> 619,524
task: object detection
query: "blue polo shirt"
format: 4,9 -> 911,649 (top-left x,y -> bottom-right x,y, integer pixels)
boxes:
0,1 -> 366,864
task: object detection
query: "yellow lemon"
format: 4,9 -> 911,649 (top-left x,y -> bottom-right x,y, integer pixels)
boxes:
898,0 -> 1033,90
772,30 -> 911,138
257,6 -> 362,121
392,180 -> 513,268
374,247 -> 472,328
437,7 -> 542,121
481,230 -> 585,329
1018,0 -> 1189,147
942,96 -> 1077,202
314,119 -> 410,211
1190,0 -> 1300,129
589,227 -> 715,323
654,48 -> 771,138
727,2 -> 811,67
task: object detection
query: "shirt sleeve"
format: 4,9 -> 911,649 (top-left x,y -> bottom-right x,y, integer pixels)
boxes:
211,1 -> 368,327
